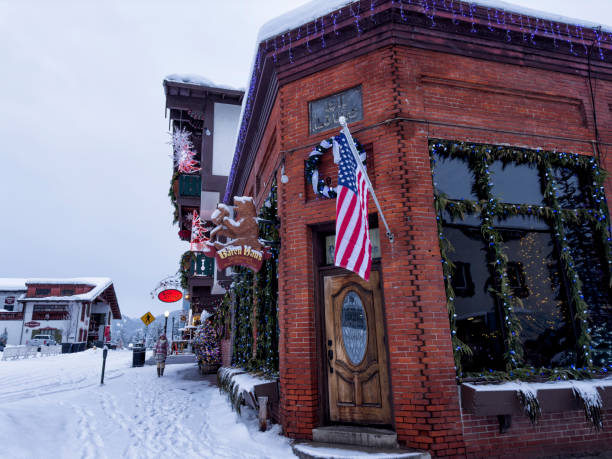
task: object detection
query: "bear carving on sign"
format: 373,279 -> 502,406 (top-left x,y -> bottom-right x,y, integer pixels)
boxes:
208,197 -> 262,251
204,197 -> 269,272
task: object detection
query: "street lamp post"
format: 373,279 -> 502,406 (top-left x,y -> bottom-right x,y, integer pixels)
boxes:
164,310 -> 169,335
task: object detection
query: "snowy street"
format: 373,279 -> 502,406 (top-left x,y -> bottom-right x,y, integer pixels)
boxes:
0,349 -> 296,459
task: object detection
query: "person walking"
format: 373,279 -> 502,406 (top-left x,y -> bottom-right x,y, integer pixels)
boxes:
154,333 -> 169,377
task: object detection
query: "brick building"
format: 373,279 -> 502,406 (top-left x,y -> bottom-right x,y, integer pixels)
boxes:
223,1 -> 612,457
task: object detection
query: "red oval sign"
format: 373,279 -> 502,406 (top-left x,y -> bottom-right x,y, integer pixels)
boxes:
158,289 -> 183,303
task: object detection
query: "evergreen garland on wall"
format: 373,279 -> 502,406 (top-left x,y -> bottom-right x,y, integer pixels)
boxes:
232,266 -> 254,367
430,139 -> 612,380
231,181 -> 280,375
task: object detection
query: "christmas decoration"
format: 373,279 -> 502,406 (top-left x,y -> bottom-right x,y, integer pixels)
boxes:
170,127 -> 200,174
304,136 -> 366,199
190,210 -> 208,252
193,319 -> 221,372
169,172 -> 179,224
226,0 -> 612,204
178,251 -> 195,289
430,139 -> 612,380
231,181 -> 280,375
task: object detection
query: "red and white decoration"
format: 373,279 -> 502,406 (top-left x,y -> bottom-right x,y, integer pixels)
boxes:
170,127 -> 201,174
190,210 -> 208,252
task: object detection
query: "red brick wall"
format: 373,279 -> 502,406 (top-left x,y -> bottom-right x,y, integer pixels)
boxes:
462,409 -> 612,458
240,42 -> 612,457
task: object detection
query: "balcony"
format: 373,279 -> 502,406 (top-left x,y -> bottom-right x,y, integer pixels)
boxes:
190,253 -> 214,277
32,311 -> 70,321
0,312 -> 24,320
178,174 -> 201,198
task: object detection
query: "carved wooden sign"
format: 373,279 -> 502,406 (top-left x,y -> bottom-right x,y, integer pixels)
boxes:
204,197 -> 270,272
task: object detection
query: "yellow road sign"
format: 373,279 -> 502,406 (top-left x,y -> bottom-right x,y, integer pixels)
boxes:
140,311 -> 155,326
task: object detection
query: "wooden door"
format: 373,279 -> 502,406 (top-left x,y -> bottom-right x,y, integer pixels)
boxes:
324,270 -> 392,424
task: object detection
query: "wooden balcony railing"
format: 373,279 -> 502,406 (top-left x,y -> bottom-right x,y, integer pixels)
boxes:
0,312 -> 24,320
32,311 -> 70,321
178,174 -> 201,197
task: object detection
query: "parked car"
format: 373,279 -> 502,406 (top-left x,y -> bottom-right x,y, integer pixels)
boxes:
29,335 -> 57,349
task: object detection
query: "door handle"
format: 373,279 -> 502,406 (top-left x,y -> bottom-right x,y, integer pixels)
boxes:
327,349 -> 334,373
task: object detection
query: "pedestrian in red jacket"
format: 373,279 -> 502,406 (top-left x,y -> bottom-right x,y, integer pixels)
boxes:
154,334 -> 169,377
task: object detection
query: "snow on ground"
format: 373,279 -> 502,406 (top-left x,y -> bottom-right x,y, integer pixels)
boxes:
0,349 -> 295,459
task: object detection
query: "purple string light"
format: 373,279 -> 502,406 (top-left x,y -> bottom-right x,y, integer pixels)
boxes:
226,0 -> 612,203
321,17 -> 326,48
429,0 -> 437,27
468,3 -> 476,34
450,0 -> 458,25
578,26 -> 588,54
529,17 -> 537,45
351,3 -> 362,35
549,21 -> 558,48
566,24 -> 576,55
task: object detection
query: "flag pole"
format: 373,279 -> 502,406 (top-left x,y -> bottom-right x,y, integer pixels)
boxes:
339,116 -> 394,243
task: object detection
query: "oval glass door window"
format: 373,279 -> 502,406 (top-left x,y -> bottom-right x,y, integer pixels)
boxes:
341,291 -> 367,365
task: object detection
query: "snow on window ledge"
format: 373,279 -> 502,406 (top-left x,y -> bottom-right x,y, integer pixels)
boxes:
461,378 -> 612,417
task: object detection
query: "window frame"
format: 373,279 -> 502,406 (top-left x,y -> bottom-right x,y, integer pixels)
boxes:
431,139 -> 612,375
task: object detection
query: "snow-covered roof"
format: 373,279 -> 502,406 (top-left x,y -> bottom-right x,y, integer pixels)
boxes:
21,277 -> 113,302
225,0 -> 612,203
164,74 -> 243,92
0,278 -> 27,291
258,0 -> 612,41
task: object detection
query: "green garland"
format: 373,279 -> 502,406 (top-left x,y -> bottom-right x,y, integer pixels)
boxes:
232,266 -> 254,367
169,171 -> 179,224
430,139 -> 612,379
231,181 -> 280,376
178,251 -> 195,290
304,135 -> 366,199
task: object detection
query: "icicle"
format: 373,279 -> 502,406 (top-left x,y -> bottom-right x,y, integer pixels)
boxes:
570,381 -> 603,430
516,382 -> 541,425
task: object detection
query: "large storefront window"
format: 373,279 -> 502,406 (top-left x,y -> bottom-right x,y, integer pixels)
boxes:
431,140 -> 612,374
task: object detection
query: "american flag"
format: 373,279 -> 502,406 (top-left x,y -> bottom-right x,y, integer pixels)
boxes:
334,133 -> 371,281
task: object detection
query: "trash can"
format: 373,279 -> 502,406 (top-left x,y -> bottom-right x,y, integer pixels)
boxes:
132,346 -> 146,367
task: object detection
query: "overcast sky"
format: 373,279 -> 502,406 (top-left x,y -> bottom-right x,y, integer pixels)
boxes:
1,0 -> 610,318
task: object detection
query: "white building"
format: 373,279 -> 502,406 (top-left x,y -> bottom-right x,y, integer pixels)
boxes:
0,278 -> 121,349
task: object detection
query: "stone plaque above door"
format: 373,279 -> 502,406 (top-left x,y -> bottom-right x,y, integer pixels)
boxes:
309,86 -> 363,135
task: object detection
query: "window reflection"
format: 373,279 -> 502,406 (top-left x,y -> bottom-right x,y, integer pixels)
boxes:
552,167 -> 591,208
500,229 -> 574,367
433,154 -> 477,200
444,226 -> 505,371
566,221 -> 612,367
490,161 -> 544,205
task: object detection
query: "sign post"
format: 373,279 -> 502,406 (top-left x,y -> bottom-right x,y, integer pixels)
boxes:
100,345 -> 108,385
140,312 -> 155,348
